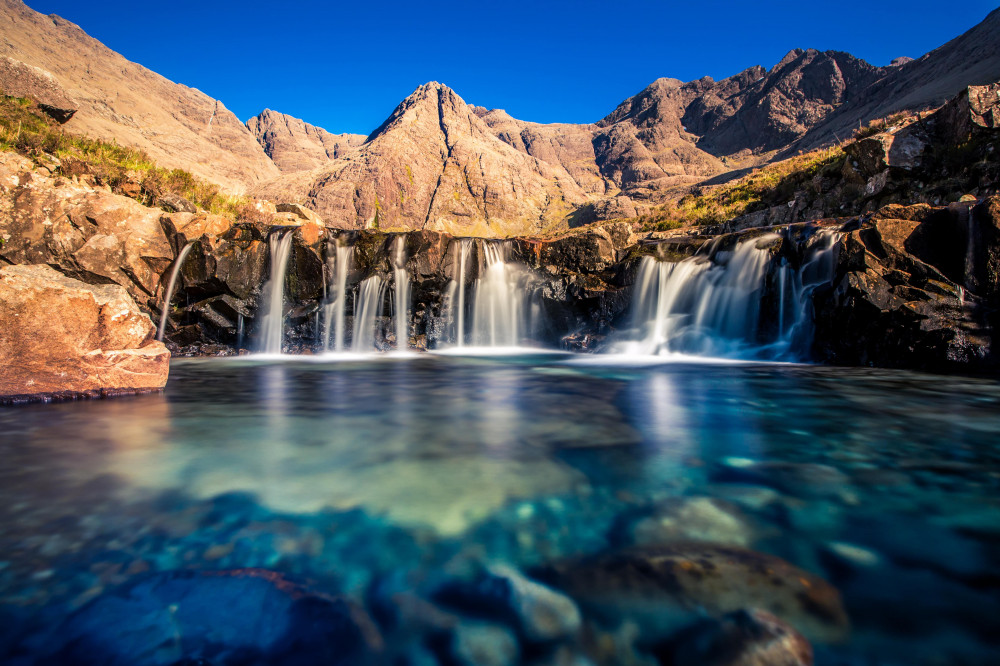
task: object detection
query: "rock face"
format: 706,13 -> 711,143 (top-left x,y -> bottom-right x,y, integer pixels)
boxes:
814,199 -> 999,372
0,264 -> 169,400
0,0 -> 279,193
0,152 -> 174,306
246,108 -> 367,173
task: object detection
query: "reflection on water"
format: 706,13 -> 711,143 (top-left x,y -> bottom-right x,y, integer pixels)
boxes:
1,356 -> 999,664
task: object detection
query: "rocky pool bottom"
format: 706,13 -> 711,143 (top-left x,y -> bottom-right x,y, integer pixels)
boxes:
0,355 -> 998,665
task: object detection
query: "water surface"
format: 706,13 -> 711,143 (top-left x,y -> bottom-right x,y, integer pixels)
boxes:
1,356 -> 998,664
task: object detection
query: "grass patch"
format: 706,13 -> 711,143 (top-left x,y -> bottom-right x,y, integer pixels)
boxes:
634,145 -> 846,231
0,92 -> 265,222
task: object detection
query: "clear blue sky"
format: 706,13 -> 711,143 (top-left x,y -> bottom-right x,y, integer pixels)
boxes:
26,0 -> 998,135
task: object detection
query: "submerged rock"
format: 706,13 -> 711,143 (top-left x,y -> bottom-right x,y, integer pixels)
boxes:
0,264 -> 169,401
711,460 -> 852,501
668,608 -> 813,666
613,497 -> 757,548
43,569 -> 380,666
540,543 -> 849,645
448,623 -> 519,666
434,564 -> 582,643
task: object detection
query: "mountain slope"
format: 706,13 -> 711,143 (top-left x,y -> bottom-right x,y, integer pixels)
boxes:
0,0 -> 279,193
252,83 -> 590,236
246,109 -> 366,173
793,7 -> 1000,151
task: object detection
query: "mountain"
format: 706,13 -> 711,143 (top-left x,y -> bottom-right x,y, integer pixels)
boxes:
252,83 -> 590,236
0,0 -> 278,193
3,0 -> 998,231
793,6 -> 1000,152
246,109 -> 366,173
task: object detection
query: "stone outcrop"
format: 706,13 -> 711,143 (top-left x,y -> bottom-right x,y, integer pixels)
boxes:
0,264 -> 169,400
246,109 -> 366,173
0,0 -> 279,193
0,151 -> 174,306
814,199 -> 999,372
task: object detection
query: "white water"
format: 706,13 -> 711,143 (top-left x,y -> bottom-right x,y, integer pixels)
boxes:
259,232 -> 295,354
156,241 -> 195,341
470,241 -> 529,347
621,231 -> 837,359
392,235 -> 411,351
352,276 -> 388,352
323,241 -> 354,352
446,239 -> 473,347
772,230 -> 839,352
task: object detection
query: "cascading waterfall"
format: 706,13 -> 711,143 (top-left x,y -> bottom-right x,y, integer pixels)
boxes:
323,240 -> 355,352
771,230 -> 839,353
259,231 -> 295,354
446,239 -> 473,347
352,276 -> 388,351
392,235 -> 411,351
156,241 -> 195,341
621,231 -> 837,359
470,241 -> 528,347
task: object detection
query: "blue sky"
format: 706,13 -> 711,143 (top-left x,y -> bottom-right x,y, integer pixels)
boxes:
27,1 -> 998,135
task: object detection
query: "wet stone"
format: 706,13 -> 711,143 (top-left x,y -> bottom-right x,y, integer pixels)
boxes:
612,497 -> 757,548
666,608 -> 813,666
711,460 -> 853,501
540,543 -> 850,645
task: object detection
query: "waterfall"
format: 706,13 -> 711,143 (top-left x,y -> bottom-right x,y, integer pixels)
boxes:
352,276 -> 388,351
621,231 -> 837,359
259,231 -> 295,354
156,241 -> 195,341
392,235 -> 410,351
771,230 -> 838,354
446,239 -> 473,346
470,241 -> 528,347
323,240 -> 354,352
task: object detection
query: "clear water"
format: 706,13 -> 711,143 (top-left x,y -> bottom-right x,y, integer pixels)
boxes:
1,356 -> 999,664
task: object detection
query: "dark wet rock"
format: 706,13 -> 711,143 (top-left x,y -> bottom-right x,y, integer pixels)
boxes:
612,497 -> 756,548
539,543 -> 849,645
665,609 -> 813,666
433,564 -> 581,643
42,569 -> 380,666
813,199 -> 999,372
711,460 -> 852,501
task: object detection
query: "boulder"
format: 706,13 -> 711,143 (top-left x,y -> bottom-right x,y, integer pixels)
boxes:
0,264 -> 169,400
276,202 -> 325,225
43,569 -> 380,666
540,543 -> 849,645
0,154 -> 173,304
668,609 -> 813,666
155,192 -> 197,213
